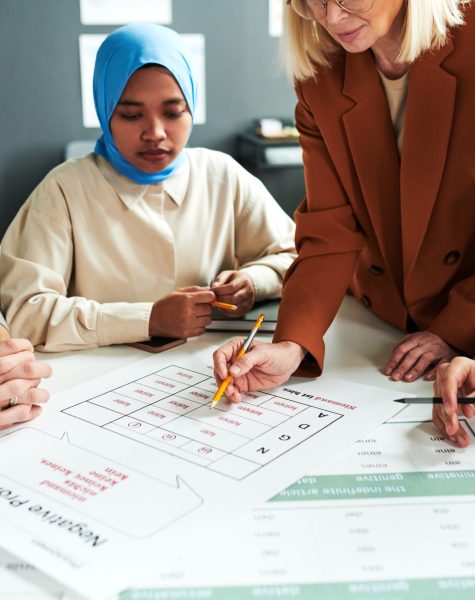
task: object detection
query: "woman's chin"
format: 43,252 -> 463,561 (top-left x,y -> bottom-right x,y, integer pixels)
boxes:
133,158 -> 172,173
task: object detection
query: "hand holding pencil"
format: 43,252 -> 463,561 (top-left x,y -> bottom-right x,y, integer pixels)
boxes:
211,313 -> 265,407
149,286 -> 217,339
211,270 -> 255,317
212,337 -> 306,405
148,277 -> 248,340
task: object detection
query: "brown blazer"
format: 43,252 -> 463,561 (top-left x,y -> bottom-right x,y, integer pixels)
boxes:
274,5 -> 475,375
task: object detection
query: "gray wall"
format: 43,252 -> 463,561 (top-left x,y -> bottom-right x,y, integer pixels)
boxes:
0,0 -> 297,237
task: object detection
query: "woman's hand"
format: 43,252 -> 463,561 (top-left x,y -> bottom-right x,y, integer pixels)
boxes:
150,287 -> 216,338
432,357 -> 475,447
211,270 -> 255,317
213,340 -> 306,403
0,338 -> 52,430
383,331 -> 456,382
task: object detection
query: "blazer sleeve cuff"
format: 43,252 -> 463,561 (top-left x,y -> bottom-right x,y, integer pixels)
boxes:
273,328 -> 324,378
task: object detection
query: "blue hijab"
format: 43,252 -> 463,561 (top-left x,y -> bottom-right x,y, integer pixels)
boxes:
93,23 -> 197,184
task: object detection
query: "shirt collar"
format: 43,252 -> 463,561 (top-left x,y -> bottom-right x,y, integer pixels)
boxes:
95,152 -> 190,209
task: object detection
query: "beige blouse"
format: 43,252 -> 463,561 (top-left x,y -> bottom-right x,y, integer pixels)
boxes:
378,70 -> 409,155
0,149 -> 296,351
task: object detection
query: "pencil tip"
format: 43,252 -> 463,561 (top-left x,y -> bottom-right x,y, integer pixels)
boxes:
394,399 -> 405,403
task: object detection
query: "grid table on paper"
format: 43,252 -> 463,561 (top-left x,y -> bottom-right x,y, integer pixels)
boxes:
62,365 -> 343,480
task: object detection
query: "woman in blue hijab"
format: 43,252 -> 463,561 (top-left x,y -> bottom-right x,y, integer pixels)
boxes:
0,24 -> 296,350
94,23 -> 196,184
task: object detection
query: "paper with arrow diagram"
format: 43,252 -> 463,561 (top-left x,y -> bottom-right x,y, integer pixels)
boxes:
0,343 -> 403,598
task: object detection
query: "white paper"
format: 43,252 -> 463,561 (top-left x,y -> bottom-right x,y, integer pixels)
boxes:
269,0 -> 284,37
79,33 -> 206,129
80,0 -> 172,25
0,548 -> 63,599
0,344 -> 401,599
139,418 -> 475,598
4,417 -> 475,599
79,34 -> 106,129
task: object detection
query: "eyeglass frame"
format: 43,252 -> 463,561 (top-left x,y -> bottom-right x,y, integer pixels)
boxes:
286,0 -> 375,21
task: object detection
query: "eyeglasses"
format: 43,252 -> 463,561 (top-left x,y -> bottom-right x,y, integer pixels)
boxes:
287,0 -> 375,21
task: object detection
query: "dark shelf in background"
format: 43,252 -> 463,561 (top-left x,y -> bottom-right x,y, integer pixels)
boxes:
236,132 -> 305,218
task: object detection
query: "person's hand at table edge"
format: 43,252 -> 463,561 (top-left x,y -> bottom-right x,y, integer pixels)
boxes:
0,335 -> 52,430
383,331 -> 456,382
432,356 -> 475,447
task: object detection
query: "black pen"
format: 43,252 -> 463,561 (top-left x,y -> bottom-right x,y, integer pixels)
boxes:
395,397 -> 475,404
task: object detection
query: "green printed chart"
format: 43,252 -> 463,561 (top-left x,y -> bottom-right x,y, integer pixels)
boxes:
123,420 -> 475,600
122,578 -> 475,600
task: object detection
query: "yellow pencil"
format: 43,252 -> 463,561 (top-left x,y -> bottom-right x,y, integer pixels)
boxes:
211,301 -> 238,311
211,313 -> 265,408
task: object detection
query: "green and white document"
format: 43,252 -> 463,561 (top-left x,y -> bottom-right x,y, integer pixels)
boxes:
2,413 -> 475,599
129,413 -> 475,600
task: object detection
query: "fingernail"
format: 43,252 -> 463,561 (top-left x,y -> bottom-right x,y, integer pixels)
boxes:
404,373 -> 413,381
384,368 -> 392,375
392,372 -> 401,381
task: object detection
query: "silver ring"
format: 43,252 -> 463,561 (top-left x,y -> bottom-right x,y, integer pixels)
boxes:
8,396 -> 19,408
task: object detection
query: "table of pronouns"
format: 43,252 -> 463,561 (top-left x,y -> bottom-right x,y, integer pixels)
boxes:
62,364 -> 343,480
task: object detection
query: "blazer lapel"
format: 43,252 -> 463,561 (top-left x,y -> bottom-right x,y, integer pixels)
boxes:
342,51 -> 403,290
400,41 -> 456,278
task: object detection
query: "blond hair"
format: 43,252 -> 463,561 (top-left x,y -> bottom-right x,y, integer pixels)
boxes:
282,0 -> 470,80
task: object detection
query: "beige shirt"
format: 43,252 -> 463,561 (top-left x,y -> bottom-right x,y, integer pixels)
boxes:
0,312 -> 7,332
378,70 -> 409,155
0,149 -> 296,351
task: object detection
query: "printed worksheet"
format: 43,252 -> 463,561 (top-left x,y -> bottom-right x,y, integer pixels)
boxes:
0,344 -> 402,599
3,417 -> 475,600
0,548 -> 63,599
129,417 -> 475,600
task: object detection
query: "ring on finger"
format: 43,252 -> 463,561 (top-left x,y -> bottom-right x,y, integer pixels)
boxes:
8,396 -> 19,408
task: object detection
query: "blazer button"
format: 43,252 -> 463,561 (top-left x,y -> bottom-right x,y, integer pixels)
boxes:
444,250 -> 461,265
361,294 -> 372,307
368,265 -> 384,276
